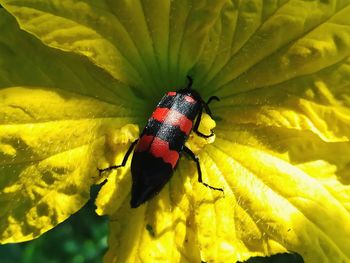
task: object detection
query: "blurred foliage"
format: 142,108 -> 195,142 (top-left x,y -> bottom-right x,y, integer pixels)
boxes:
0,186 -> 108,263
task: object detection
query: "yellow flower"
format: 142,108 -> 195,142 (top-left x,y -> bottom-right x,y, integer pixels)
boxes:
1,1 -> 350,262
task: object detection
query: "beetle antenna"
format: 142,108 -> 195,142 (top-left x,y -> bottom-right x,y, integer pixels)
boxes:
186,76 -> 193,89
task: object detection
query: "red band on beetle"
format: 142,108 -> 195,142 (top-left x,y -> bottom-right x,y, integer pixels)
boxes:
152,108 -> 192,135
167,91 -> 176,96
136,135 -> 154,152
150,137 -> 179,168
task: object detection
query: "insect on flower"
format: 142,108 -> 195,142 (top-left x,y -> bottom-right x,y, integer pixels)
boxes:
99,77 -> 223,208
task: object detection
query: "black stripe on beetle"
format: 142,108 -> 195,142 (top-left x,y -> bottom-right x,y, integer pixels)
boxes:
143,119 -> 187,151
98,76 -> 223,208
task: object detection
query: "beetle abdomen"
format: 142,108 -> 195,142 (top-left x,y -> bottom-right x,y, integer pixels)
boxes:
130,91 -> 200,207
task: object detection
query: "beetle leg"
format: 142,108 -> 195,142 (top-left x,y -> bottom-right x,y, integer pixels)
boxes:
193,96 -> 220,138
202,96 -> 220,117
193,107 -> 214,138
98,139 -> 139,175
183,146 -> 224,192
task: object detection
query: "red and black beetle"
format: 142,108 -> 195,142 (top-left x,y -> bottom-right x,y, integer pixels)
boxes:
99,77 -> 223,208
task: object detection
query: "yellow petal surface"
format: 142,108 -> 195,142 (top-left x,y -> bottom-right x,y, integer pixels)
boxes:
0,86 -> 135,243
1,1 -> 350,263
0,10 -> 139,244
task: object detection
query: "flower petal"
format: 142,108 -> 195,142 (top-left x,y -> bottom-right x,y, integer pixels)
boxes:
1,1 -> 350,262
103,162 -> 203,263
1,0 -> 227,96
206,137 -> 350,262
195,2 -> 350,261
194,1 -> 350,96
0,10 -> 138,244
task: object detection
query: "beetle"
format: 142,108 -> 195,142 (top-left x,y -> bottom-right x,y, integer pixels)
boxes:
99,77 -> 223,208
